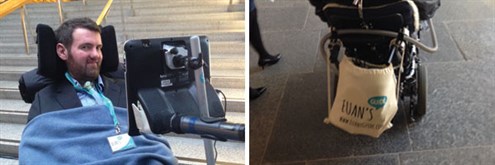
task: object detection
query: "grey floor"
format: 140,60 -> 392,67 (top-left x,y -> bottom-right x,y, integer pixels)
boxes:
249,0 -> 495,164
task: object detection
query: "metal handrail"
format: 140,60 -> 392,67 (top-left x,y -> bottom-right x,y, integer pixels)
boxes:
57,0 -> 63,23
21,5 -> 29,55
96,0 -> 113,25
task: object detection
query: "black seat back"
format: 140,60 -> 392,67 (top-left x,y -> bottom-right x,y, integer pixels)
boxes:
323,1 -> 418,32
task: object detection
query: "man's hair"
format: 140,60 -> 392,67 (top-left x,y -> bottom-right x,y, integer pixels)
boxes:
54,17 -> 101,50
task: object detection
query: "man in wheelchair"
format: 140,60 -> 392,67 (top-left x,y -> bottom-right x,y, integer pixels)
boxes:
18,17 -> 178,164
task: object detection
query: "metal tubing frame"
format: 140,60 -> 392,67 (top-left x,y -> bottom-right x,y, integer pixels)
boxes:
320,19 -> 438,58
190,36 -> 216,165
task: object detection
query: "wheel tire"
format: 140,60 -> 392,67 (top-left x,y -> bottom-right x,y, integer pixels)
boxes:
416,64 -> 428,116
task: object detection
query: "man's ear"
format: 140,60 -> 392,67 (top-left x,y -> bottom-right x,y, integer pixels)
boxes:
56,43 -> 68,61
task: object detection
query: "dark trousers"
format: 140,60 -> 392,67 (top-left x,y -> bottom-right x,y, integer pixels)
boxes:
250,9 -> 269,58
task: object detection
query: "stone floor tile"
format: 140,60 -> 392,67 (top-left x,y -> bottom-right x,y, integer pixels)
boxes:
308,154 -> 399,165
444,20 -> 495,61
408,61 -> 495,151
262,72 -> 411,163
256,2 -> 310,32
399,146 -> 495,165
249,30 -> 322,75
250,74 -> 290,165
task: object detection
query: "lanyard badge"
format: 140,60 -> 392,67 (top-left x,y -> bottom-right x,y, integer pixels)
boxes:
107,133 -> 136,153
65,72 -> 136,153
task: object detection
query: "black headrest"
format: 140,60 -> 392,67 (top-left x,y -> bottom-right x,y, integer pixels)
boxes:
36,24 -> 64,79
35,24 -> 120,79
100,25 -> 119,73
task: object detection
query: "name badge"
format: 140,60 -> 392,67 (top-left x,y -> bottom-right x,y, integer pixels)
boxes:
107,133 -> 136,153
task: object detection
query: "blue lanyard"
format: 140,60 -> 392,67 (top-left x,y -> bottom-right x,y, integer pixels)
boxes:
65,72 -> 121,134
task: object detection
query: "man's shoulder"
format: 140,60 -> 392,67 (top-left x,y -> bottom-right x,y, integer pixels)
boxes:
35,80 -> 70,96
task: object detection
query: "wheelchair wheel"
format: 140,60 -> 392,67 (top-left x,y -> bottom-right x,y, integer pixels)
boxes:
415,64 -> 428,116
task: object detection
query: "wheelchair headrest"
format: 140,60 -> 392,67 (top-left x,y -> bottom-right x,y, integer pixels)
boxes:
35,24 -> 120,80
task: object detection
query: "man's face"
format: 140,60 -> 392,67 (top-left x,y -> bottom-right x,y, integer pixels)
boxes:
58,28 -> 103,83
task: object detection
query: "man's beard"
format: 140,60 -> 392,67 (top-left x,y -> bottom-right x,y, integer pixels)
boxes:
66,52 -> 101,83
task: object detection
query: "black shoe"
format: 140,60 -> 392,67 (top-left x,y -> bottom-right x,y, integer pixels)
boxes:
250,87 -> 267,100
258,54 -> 281,69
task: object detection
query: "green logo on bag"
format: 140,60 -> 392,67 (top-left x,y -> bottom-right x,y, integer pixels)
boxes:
368,96 -> 387,110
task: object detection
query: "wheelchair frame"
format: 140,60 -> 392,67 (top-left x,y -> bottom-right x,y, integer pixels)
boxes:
320,19 -> 438,121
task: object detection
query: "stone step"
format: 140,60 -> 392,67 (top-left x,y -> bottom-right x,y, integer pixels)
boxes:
60,3 -> 243,17
124,20 -> 244,32
0,14 -> 121,27
214,87 -> 244,101
210,69 -> 244,79
0,28 -> 244,43
0,71 -> 23,82
0,157 -> 18,165
211,58 -> 245,70
124,12 -> 244,24
123,30 -> 245,42
133,4 -> 244,16
0,99 -> 29,124
1,7 -> 242,29
25,0 -> 241,7
0,98 -> 30,113
210,41 -> 245,56
0,66 -> 35,81
1,16 -> 243,45
0,55 -> 37,66
0,10 -> 59,22
0,19 -> 244,35
0,23 -> 243,42
127,0 -> 243,9
0,89 -> 21,100
211,76 -> 244,89
0,44 -> 37,54
0,123 -> 23,157
0,81 -> 21,91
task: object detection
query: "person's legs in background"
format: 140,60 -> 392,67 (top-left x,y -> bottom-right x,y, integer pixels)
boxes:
249,0 -> 281,100
249,8 -> 281,69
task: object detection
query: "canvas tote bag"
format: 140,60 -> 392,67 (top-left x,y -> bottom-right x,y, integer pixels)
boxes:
324,56 -> 398,138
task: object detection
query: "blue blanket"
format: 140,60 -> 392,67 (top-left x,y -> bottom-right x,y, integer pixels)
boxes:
19,105 -> 178,165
